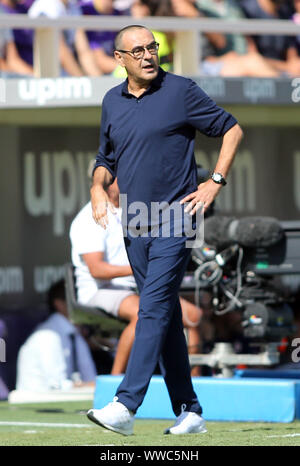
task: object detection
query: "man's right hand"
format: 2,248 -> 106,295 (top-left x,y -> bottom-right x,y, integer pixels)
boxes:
90,185 -> 115,229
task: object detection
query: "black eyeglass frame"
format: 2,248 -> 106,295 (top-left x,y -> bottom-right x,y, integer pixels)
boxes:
116,42 -> 160,59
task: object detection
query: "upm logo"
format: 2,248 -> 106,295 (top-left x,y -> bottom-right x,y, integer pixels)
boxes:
24,150 -> 94,235
18,77 -> 92,106
243,79 -> 275,103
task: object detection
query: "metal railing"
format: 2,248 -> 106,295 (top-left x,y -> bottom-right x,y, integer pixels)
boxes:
0,14 -> 299,77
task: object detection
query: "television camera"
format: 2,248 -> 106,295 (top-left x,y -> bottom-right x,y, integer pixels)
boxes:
185,216 -> 300,376
184,168 -> 300,375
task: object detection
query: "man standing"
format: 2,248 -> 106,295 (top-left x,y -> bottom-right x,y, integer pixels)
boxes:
87,25 -> 243,435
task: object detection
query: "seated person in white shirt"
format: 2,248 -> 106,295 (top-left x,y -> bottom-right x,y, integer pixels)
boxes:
70,179 -> 203,376
16,280 -> 97,392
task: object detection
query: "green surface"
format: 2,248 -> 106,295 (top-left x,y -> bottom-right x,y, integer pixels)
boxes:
0,401 -> 300,446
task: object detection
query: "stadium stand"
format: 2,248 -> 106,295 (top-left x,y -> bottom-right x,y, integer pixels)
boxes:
0,0 -> 300,77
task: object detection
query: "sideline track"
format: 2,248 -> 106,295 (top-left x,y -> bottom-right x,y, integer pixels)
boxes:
0,421 -> 93,428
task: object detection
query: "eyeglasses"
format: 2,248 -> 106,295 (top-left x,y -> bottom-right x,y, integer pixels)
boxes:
117,42 -> 159,60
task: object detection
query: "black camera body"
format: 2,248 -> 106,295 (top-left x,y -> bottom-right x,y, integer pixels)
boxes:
192,218 -> 300,342
242,302 -> 294,340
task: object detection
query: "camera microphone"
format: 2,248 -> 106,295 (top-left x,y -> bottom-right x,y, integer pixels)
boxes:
204,216 -> 284,249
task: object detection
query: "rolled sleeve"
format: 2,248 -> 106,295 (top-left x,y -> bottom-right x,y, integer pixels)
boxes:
185,80 -> 237,137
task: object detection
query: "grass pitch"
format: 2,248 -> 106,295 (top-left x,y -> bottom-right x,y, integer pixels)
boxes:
0,400 -> 300,446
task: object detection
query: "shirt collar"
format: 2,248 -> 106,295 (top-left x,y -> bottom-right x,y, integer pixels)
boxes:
121,67 -> 166,98
46,312 -> 76,335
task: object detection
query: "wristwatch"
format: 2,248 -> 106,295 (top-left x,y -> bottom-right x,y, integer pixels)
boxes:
211,172 -> 227,186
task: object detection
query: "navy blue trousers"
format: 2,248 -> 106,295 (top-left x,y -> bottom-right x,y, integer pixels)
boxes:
115,230 -> 202,417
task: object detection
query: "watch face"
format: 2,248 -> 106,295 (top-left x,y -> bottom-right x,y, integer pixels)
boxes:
213,173 -> 222,182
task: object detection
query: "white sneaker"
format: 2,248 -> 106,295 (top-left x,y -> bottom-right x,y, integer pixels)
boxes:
164,404 -> 207,435
87,397 -> 134,436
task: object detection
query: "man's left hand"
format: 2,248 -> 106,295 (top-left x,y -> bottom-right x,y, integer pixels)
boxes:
180,179 -> 222,215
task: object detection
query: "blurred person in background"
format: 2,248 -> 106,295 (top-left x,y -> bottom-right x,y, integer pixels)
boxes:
288,0 -> 300,65
0,0 -> 35,69
113,0 -> 176,78
194,0 -> 250,57
79,0 -> 123,74
130,0 -> 174,71
28,0 -> 101,76
0,4 -> 11,73
1,0 -> 100,76
292,0 -> 300,24
94,0 -> 134,11
70,176 -> 204,376
15,279 -> 97,393
70,180 -> 141,376
79,0 -> 176,76
0,0 -> 34,75
280,0 -> 296,17
240,0 -> 300,76
173,0 -> 280,76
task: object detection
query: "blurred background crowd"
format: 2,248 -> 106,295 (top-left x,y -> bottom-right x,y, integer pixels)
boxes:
0,0 -> 300,78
